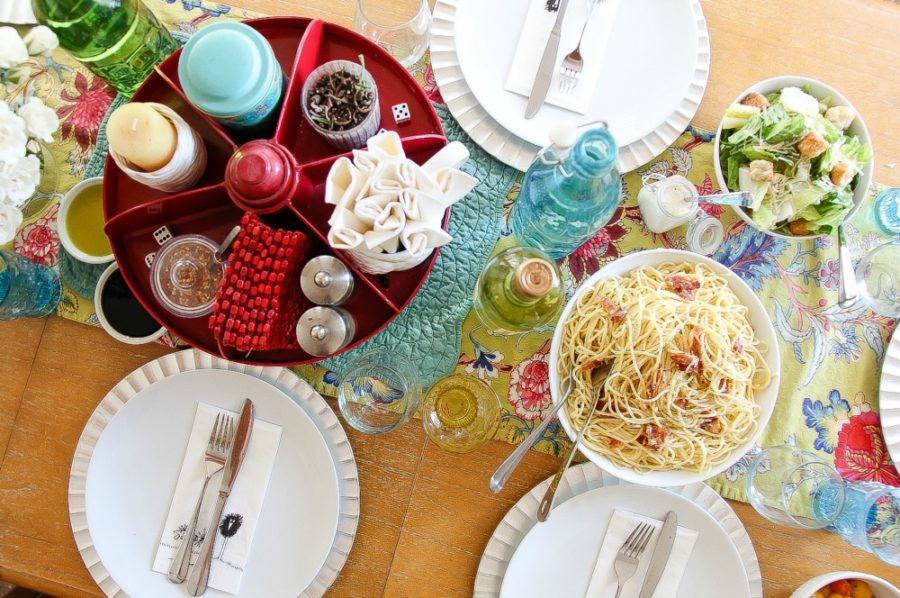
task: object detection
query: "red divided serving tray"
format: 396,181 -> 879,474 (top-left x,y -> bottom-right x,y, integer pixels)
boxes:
102,17 -> 449,365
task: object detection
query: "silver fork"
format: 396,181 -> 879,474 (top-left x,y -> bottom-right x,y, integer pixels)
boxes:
559,0 -> 601,93
168,413 -> 234,583
612,522 -> 654,598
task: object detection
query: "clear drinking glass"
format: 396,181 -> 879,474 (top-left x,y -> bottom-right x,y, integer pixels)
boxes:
354,0 -> 432,68
0,250 -> 62,320
337,350 -> 422,434
831,482 -> 900,566
856,239 -> 900,318
745,445 -> 846,529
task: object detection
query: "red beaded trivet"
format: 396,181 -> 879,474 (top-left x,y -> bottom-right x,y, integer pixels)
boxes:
209,213 -> 309,352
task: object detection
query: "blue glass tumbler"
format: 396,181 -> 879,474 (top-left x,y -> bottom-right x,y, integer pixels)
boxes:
830,481 -> 900,566
0,250 -> 62,319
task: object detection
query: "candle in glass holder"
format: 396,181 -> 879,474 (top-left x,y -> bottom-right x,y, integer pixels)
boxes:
107,103 -> 178,172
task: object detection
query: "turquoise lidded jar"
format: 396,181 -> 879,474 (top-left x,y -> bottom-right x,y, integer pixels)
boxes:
178,21 -> 283,132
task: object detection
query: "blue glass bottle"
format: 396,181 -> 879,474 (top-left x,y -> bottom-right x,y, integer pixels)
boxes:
510,126 -> 622,259
0,250 -> 62,319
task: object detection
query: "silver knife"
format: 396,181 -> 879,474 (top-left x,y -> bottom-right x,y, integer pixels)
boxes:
186,399 -> 255,596
525,0 -> 572,119
639,511 -> 678,598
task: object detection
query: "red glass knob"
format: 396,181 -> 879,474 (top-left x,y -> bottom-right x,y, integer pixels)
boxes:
225,140 -> 298,213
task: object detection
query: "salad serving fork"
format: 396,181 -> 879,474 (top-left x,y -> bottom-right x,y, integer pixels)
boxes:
168,413 -> 234,583
613,522 -> 654,598
558,0 -> 602,93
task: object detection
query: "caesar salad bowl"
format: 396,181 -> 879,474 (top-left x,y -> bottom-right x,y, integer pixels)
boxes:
713,75 -> 874,240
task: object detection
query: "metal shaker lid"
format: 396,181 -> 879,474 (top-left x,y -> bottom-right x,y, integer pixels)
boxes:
300,256 -> 354,305
515,258 -> 557,298
296,306 -> 356,357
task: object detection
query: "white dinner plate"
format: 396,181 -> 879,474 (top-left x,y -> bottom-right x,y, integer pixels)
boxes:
474,463 -> 762,597
500,484 -> 749,597
548,249 -> 782,486
880,330 -> 900,469
69,350 -> 359,598
431,0 -> 709,173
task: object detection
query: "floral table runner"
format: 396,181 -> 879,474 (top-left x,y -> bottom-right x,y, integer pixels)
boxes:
2,0 -> 896,501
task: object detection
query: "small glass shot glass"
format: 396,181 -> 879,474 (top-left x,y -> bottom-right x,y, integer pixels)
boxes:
354,0 -> 432,69
421,374 -> 501,453
301,60 -> 381,151
745,445 -> 846,529
337,350 -> 421,434
856,238 -> 900,318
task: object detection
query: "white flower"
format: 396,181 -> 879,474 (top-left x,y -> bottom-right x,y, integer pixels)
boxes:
23,26 -> 58,56
0,27 -> 28,69
17,97 -> 59,143
0,154 -> 41,206
0,201 -> 23,244
0,102 -> 27,164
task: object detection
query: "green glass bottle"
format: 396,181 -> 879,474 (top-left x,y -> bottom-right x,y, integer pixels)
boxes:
32,0 -> 178,95
473,246 -> 564,334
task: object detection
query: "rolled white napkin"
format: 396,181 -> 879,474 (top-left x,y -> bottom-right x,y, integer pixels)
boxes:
366,130 -> 405,163
401,220 -> 453,258
431,167 -> 479,207
398,189 -> 446,224
363,202 -> 406,253
328,205 -> 369,232
151,403 -> 283,595
327,226 -> 365,250
324,156 -> 366,207
505,0 -> 621,115
422,141 -> 470,176
585,509 -> 697,598
351,149 -> 381,175
354,192 -> 397,226
398,159 -> 439,195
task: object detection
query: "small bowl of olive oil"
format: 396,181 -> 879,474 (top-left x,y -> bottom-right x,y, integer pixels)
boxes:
57,177 -> 114,264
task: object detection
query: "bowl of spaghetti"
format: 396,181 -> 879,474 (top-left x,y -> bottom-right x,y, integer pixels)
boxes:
549,249 -> 781,486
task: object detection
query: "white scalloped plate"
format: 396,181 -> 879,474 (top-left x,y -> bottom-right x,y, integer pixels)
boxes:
474,463 -> 762,598
68,349 -> 359,598
880,331 -> 900,469
431,0 -> 710,172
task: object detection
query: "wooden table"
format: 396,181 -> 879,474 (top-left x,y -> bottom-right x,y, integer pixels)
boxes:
2,0 -> 899,596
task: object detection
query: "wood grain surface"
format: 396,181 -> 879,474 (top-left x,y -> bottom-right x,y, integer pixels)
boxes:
2,0 -> 900,596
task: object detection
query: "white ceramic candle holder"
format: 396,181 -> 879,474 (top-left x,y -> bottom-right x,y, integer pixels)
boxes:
108,103 -> 207,193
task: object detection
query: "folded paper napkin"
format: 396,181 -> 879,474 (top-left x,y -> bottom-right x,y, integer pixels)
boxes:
325,130 -> 477,258
505,0 -> 621,114
152,403 -> 283,594
585,509 -> 698,598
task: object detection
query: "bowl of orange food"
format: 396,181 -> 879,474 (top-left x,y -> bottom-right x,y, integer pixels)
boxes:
791,572 -> 900,598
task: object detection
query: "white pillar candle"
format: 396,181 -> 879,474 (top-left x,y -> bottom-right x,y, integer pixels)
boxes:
106,103 -> 178,172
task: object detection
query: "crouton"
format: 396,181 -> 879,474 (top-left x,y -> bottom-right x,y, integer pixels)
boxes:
830,161 -> 856,187
749,159 -> 774,182
797,130 -> 829,159
741,92 -> 770,109
825,105 -> 855,130
789,220 -> 809,235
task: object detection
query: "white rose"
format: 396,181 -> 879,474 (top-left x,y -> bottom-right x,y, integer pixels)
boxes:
0,102 -> 27,164
0,27 -> 28,69
23,26 -> 58,56
0,154 -> 41,206
17,97 -> 59,143
0,201 -> 23,244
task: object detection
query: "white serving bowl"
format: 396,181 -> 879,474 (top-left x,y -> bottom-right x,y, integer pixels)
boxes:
791,571 -> 900,598
712,75 -> 874,240
548,249 -> 781,487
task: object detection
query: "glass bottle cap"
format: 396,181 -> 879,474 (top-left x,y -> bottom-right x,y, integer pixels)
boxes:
547,122 -> 578,148
300,256 -> 354,305
150,234 -> 223,318
515,258 -> 557,298
686,217 -> 725,256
